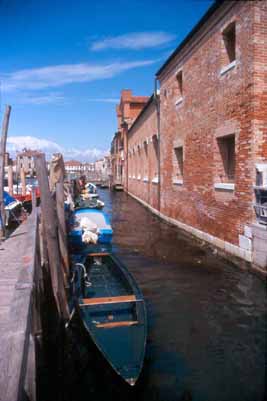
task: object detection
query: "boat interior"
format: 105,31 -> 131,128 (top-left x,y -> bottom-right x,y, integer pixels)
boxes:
75,253 -> 144,330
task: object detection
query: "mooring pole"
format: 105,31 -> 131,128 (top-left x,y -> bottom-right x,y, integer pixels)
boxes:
8,165 -> 13,195
21,167 -> 26,196
31,188 -> 36,212
56,180 -> 69,276
35,153 -> 69,320
0,105 -> 12,240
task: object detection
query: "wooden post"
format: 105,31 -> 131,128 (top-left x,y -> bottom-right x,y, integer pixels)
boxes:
49,153 -> 65,191
56,181 -> 69,276
31,188 -> 36,212
0,105 -> 11,239
35,153 -> 69,320
8,165 -> 13,195
21,167 -> 26,196
50,152 -> 69,279
39,215 -> 49,275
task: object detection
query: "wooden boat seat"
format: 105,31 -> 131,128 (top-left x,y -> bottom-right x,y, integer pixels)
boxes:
87,252 -> 110,257
80,295 -> 137,306
95,321 -> 138,328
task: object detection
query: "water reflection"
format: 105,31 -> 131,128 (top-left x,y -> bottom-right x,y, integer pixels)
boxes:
68,189 -> 267,401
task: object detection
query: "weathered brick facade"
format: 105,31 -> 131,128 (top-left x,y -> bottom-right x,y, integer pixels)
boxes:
111,90 -> 149,188
114,1 -> 267,267
127,96 -> 159,209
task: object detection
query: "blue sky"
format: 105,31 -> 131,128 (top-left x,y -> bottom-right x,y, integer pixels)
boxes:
0,0 -> 213,161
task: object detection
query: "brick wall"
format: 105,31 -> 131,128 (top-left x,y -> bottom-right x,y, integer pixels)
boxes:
157,0 -> 264,246
111,90 -> 149,187
128,99 -> 159,209
122,1 -> 267,260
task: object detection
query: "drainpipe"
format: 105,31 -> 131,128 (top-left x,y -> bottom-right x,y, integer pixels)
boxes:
154,77 -> 161,213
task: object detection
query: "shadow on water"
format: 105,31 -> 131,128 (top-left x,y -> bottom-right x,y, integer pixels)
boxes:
44,189 -> 266,401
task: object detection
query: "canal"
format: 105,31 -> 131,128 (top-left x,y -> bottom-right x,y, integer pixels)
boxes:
44,188 -> 267,401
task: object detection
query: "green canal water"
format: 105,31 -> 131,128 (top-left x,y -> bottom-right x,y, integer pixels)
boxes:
41,188 -> 267,401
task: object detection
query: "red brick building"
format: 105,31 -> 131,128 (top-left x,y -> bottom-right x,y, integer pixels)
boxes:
116,0 -> 267,270
111,90 -> 149,187
127,95 -> 159,209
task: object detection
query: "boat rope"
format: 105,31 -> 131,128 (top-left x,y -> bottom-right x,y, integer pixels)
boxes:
75,263 -> 92,287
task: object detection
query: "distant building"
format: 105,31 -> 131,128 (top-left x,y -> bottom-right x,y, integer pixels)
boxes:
82,162 -> 95,172
94,155 -> 111,179
4,152 -> 12,166
65,160 -> 82,173
16,149 -> 42,176
110,90 -> 149,187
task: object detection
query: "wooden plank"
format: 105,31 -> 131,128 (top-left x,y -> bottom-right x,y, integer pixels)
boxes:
56,181 -> 69,276
0,105 -> 11,239
8,166 -> 13,196
20,168 -> 26,196
87,252 -> 110,257
0,210 -> 38,401
35,154 -> 69,320
80,295 -> 136,306
49,153 -> 65,191
96,321 -> 138,328
24,334 -> 36,401
31,188 -> 36,211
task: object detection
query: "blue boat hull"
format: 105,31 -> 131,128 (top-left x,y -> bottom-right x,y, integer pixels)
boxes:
70,253 -> 147,386
68,208 -> 113,249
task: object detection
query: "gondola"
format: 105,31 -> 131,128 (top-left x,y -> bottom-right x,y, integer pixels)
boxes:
70,252 -> 147,386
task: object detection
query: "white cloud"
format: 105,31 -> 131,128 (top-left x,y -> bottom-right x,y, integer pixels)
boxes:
6,135 -> 107,162
63,147 -> 108,161
11,92 -> 65,105
91,32 -> 176,51
87,97 -> 119,103
1,59 -> 157,92
7,136 -> 63,153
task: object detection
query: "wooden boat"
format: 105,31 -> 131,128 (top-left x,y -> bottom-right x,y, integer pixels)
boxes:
3,191 -> 22,226
68,208 -> 113,249
75,197 -> 104,210
70,252 -> 147,386
113,184 -> 123,191
100,181 -> 109,188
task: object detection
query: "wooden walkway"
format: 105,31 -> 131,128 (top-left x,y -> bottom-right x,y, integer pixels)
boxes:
0,210 -> 38,401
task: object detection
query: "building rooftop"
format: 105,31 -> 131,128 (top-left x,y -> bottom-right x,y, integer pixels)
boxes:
65,160 -> 81,166
156,0 -> 224,77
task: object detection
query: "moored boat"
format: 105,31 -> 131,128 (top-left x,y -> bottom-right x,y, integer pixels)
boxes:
113,184 -> 123,191
70,252 -> 147,386
100,181 -> 109,188
3,191 -> 22,226
75,196 -> 104,210
68,208 -> 113,250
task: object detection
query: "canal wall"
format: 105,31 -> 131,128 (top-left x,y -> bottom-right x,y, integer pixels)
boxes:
127,189 -> 267,276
